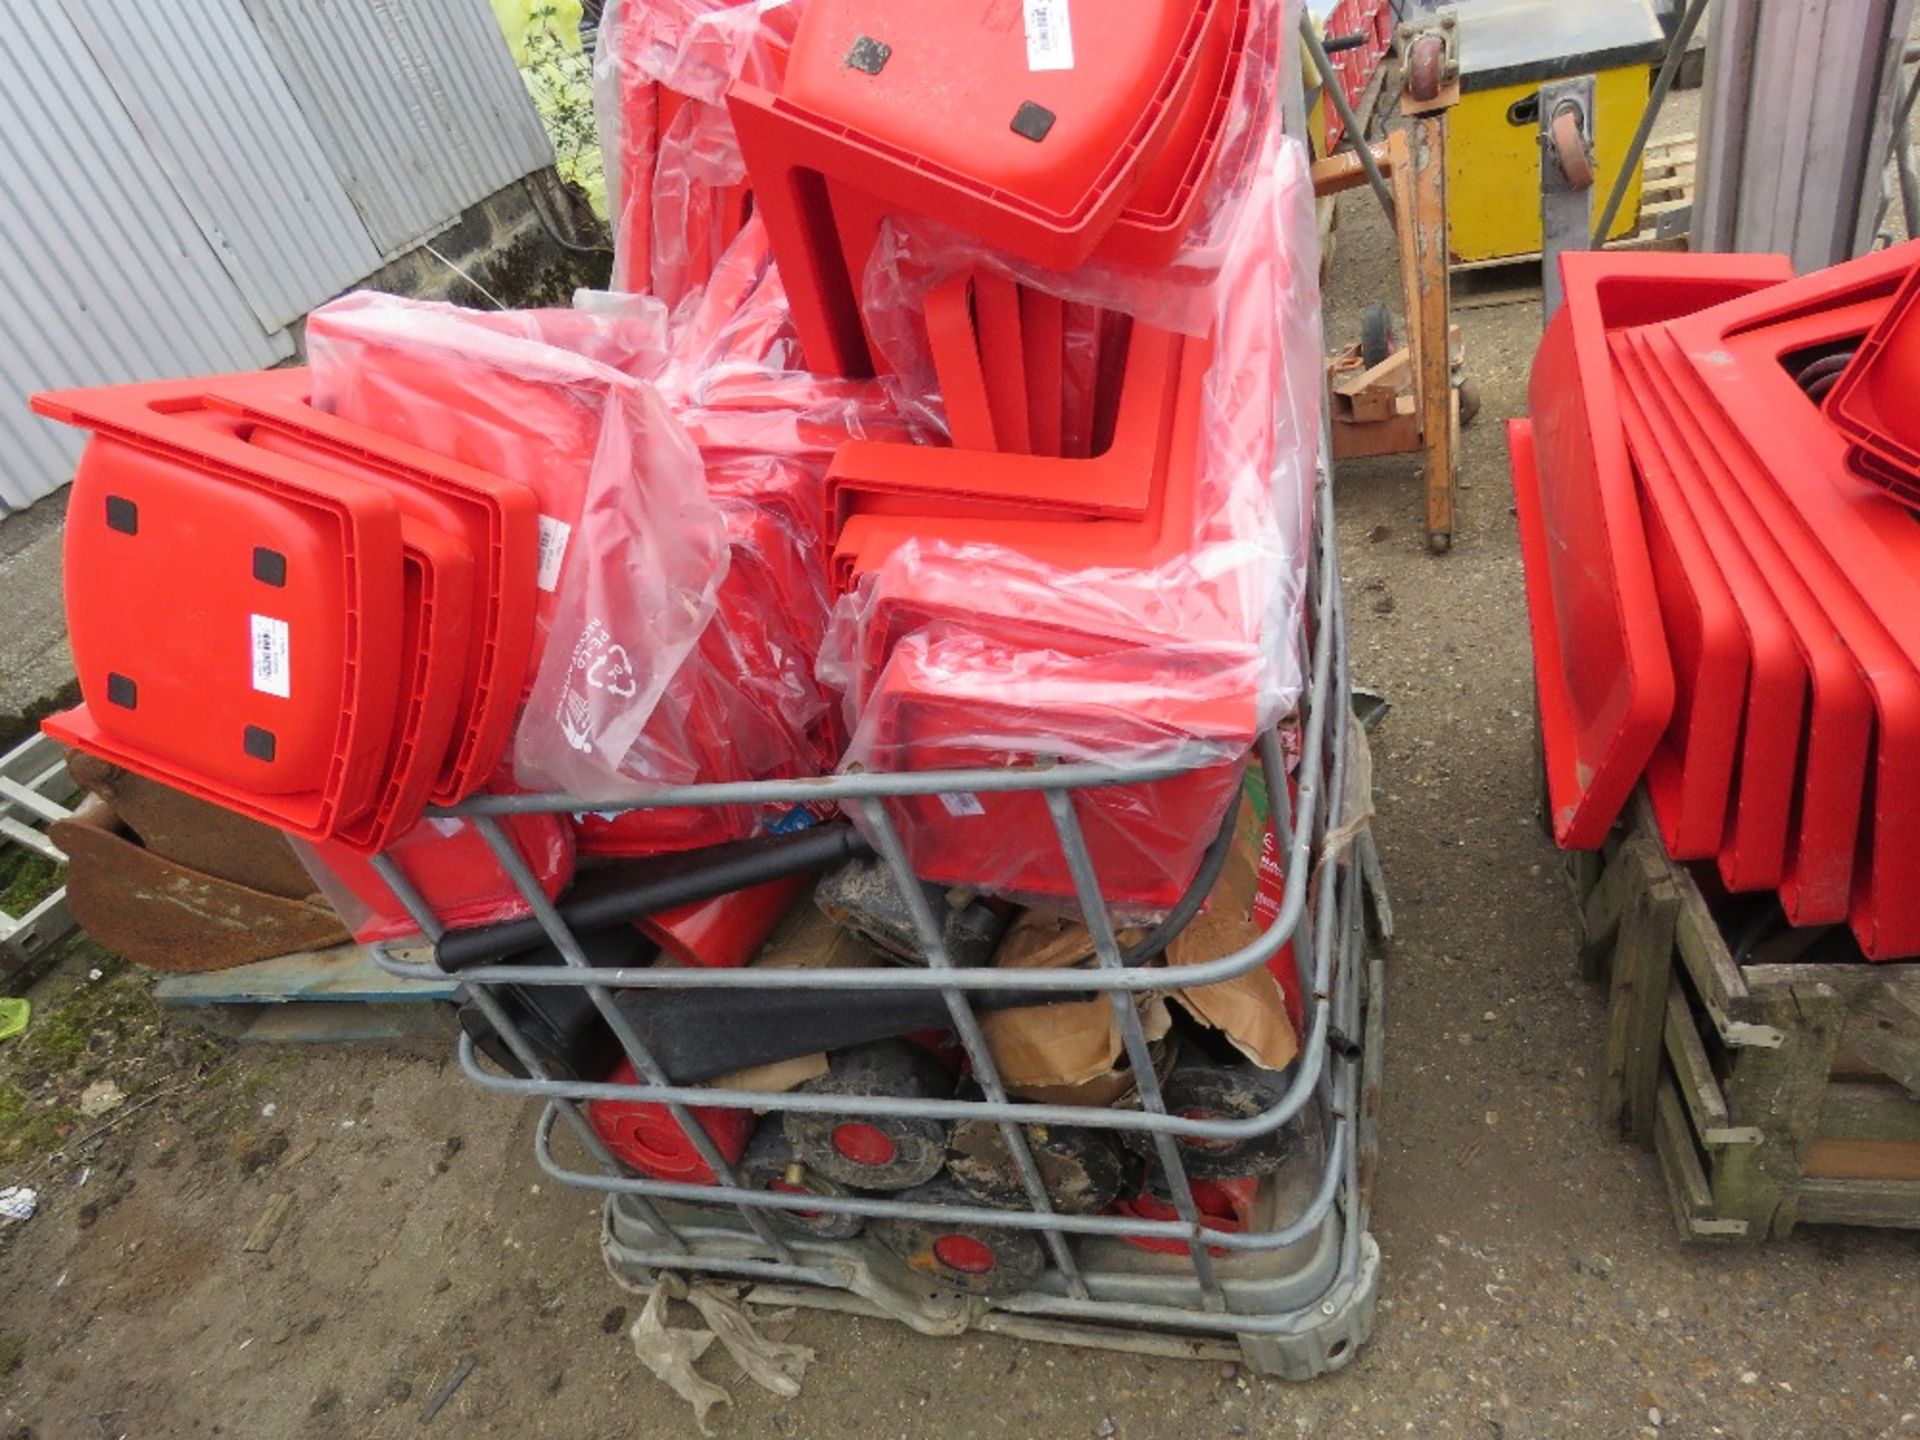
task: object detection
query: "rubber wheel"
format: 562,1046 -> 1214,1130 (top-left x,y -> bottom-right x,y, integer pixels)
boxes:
1552,109 -> 1594,190
1456,376 -> 1482,427
782,1040 -> 952,1191
1119,1061 -> 1296,1190
738,1120 -> 865,1240
946,1118 -> 1132,1214
1407,33 -> 1445,103
1360,302 -> 1394,370
870,1175 -> 1049,1298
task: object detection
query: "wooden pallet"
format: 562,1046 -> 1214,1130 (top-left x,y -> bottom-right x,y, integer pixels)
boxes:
1572,792 -> 1920,1241
154,944 -> 458,1044
1629,134 -> 1696,249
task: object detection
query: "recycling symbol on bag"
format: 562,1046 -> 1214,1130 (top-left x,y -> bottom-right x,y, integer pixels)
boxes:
586,644 -> 638,699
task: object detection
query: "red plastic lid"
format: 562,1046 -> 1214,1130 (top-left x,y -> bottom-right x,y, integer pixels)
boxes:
1518,253 -> 1798,849
782,0 -> 1210,216
1823,241 -> 1920,478
206,370 -> 542,806
1659,272 -> 1920,953
327,517 -> 475,855
1609,345 -> 1751,864
729,0 -> 1228,373
33,379 -> 415,835
1637,321 -> 1871,926
1547,263 -> 1792,861
1107,0 -> 1250,265
588,1062 -> 755,1184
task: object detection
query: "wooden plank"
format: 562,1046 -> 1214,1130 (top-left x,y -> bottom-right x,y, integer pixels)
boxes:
1711,983 -> 1845,1238
1310,142 -> 1396,198
1664,980 -> 1762,1145
1746,964 -> 1920,1096
1803,1138 -> 1920,1183
1579,835 -> 1650,979
1644,140 -> 1698,166
1600,842 -> 1679,1146
1654,1078 -> 1749,1240
1329,403 -> 1420,460
1794,1176 -> 1920,1229
1818,1081 -> 1920,1143
1619,792 -> 1780,1044
152,944 -> 455,1008
1405,112 -> 1454,550
174,1000 -> 461,1046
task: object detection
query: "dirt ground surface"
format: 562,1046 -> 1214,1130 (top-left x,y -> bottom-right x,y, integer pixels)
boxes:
3,95 -> 1920,1440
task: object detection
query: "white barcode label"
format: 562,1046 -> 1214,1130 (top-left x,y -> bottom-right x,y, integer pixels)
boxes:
938,790 -> 987,818
536,515 -> 572,592
250,614 -> 291,698
1023,0 -> 1075,71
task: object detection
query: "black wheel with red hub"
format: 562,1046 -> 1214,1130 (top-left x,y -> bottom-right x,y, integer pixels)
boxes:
783,1040 -> 952,1191
1120,1060 -> 1296,1188
870,1176 -> 1048,1297
738,1121 -> 865,1240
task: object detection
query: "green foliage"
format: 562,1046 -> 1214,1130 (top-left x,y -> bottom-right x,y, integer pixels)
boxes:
516,1 -> 608,218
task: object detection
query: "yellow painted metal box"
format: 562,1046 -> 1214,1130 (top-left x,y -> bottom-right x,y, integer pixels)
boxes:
1448,0 -> 1665,264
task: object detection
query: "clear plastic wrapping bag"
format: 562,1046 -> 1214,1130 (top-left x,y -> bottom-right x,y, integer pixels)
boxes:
305,293 -> 730,798
823,69 -> 1322,906
840,632 -> 1251,913
824,122 -> 1321,731
594,0 -> 801,297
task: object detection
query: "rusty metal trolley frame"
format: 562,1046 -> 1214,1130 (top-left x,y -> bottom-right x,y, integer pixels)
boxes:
365,465 -> 1378,1379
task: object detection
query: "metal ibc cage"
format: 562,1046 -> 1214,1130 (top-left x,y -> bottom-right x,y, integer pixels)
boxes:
367,468 -> 1380,1380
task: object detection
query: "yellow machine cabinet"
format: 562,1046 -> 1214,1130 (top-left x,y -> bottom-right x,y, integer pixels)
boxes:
1447,0 -> 1664,264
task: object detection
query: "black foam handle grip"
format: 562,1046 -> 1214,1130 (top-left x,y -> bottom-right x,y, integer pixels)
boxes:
434,823 -> 872,971
613,983 -> 1089,1084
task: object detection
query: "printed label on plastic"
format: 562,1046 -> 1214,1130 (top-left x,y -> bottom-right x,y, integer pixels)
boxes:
938,790 -> 987,818
1022,0 -> 1074,70
249,614 -> 291,699
535,514 -> 572,592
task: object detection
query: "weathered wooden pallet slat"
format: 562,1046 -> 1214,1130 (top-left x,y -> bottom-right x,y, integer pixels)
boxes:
1570,787 -> 1920,1241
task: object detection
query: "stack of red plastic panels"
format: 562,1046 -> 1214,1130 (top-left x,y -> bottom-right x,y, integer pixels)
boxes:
711,0 -> 1307,909
34,370 -> 543,856
1513,242 -> 1920,960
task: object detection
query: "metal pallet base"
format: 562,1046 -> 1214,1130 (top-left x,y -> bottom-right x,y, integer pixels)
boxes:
599,858 -> 1388,1383
603,1203 -> 1379,1380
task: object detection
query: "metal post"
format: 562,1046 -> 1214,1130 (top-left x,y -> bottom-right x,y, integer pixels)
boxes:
1591,0 -> 1712,246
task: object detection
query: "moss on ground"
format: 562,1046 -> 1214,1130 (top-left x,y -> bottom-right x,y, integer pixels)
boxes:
0,849 -> 62,918
0,940 -> 229,1166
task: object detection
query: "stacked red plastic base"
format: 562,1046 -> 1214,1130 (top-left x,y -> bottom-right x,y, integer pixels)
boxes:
1514,242 -> 1920,960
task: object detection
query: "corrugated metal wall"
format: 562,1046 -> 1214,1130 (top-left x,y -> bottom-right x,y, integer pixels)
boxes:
241,0 -> 554,258
0,0 -> 554,517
